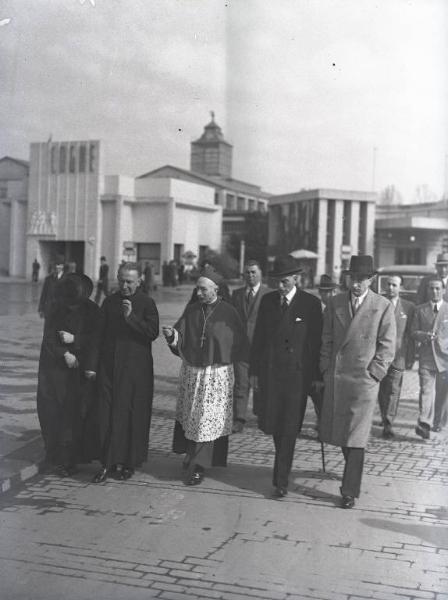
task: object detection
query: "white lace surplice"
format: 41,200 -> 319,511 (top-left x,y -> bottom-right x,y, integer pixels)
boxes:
175,362 -> 234,442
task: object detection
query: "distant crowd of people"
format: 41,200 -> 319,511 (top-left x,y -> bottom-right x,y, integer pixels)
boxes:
35,251 -> 448,509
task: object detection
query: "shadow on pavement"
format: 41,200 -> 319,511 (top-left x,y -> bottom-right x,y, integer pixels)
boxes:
361,517 -> 448,549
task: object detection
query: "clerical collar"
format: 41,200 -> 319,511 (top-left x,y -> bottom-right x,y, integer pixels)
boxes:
247,282 -> 261,296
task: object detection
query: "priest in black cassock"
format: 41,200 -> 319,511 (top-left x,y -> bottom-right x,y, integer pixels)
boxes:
163,266 -> 245,486
93,262 -> 159,483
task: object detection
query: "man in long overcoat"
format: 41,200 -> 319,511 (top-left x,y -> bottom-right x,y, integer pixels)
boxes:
320,255 -> 396,509
231,259 -> 270,432
250,255 -> 322,498
93,262 -> 159,483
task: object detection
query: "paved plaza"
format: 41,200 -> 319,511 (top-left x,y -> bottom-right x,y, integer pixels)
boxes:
0,282 -> 447,600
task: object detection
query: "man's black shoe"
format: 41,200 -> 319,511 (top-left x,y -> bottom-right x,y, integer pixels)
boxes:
118,467 -> 134,481
92,467 -> 108,483
273,487 -> 288,499
415,424 -> 430,440
341,495 -> 355,509
185,465 -> 204,486
382,425 -> 395,440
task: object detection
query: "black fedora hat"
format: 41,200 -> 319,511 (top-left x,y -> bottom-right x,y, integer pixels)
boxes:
269,255 -> 302,278
318,274 -> 338,290
348,255 -> 375,277
435,252 -> 448,265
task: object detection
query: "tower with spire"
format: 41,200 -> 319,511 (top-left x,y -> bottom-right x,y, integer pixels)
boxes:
190,111 -> 233,178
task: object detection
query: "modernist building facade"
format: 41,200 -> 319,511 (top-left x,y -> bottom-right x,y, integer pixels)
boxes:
0,140 -> 222,282
268,188 -> 377,282
375,199 -> 448,267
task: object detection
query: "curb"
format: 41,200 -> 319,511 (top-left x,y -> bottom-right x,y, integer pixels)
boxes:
0,437 -> 45,495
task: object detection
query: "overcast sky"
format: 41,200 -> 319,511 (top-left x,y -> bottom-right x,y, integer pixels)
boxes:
1,0 -> 447,201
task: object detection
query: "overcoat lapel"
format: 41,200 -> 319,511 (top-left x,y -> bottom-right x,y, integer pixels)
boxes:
339,289 -> 375,351
335,292 -> 351,333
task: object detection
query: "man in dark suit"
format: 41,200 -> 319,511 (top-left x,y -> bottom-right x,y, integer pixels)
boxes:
378,275 -> 415,439
231,260 -> 270,433
415,252 -> 448,305
38,255 -> 66,319
94,256 -> 109,304
412,277 -> 448,438
250,255 -> 322,498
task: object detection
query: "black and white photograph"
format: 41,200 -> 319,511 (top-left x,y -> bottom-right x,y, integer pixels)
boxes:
0,1 -> 447,599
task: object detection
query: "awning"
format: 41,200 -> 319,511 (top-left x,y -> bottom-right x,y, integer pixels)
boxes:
289,249 -> 319,259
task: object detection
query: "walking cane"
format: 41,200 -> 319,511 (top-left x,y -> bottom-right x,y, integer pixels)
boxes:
320,441 -> 326,473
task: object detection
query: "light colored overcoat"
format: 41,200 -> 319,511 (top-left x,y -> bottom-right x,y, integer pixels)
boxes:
319,289 -> 396,447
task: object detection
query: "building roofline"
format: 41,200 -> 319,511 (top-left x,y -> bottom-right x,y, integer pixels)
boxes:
137,164 -> 270,198
0,156 -> 30,170
269,188 -> 377,204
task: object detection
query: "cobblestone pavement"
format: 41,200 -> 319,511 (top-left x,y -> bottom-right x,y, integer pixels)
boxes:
0,287 -> 447,599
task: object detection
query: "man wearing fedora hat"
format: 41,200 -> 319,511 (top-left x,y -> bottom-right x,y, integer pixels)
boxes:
250,255 -> 323,498
416,252 -> 448,305
308,275 -> 339,421
318,274 -> 339,311
320,255 -> 396,508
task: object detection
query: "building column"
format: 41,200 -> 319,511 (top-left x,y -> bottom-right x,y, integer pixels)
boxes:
365,201 -> 375,256
9,200 -> 27,277
113,196 -> 123,273
317,199 -> 327,278
349,201 -> 360,255
164,197 -> 175,261
332,200 -> 344,279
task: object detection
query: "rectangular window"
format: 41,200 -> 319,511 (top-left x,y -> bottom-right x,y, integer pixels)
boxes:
79,145 -> 86,172
174,244 -> 184,264
69,145 -> 76,173
226,194 -> 235,210
199,245 -> 208,263
248,199 -> 256,212
0,186 -> 7,199
237,197 -> 245,211
89,143 -> 96,172
50,146 -> 57,174
395,247 -> 422,265
137,243 -> 161,275
59,146 -> 67,173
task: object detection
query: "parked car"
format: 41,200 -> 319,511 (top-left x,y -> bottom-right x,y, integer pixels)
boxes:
373,265 -> 436,304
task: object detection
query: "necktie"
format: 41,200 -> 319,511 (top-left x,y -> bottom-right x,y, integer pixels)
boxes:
352,297 -> 360,315
281,296 -> 288,313
434,303 -> 438,314
247,288 -> 255,306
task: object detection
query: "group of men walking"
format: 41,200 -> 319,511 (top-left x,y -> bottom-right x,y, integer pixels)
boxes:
36,252 -> 448,510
